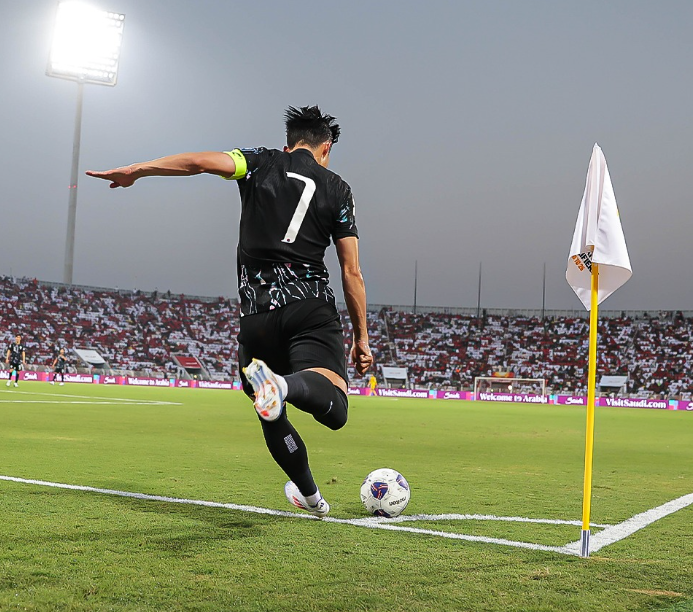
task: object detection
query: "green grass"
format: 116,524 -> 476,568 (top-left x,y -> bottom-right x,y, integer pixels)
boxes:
1,382 -> 692,611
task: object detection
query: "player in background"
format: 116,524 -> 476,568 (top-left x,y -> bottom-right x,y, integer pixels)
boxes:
5,334 -> 26,388
368,373 -> 378,396
51,348 -> 67,385
87,105 -> 372,517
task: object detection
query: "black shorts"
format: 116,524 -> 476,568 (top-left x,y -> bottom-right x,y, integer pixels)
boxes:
238,298 -> 347,397
9,361 -> 21,370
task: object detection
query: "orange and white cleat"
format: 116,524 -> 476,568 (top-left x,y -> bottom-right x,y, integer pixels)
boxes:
243,358 -> 286,421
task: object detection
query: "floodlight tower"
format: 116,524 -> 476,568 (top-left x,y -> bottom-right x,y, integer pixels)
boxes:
47,1 -> 125,284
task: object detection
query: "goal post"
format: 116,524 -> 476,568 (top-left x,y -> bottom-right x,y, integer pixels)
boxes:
473,376 -> 546,398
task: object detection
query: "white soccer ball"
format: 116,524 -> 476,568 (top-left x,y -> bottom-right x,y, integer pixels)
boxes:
360,468 -> 411,518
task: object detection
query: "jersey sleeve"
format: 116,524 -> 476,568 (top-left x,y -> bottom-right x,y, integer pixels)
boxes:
332,186 -> 359,241
221,147 -> 273,181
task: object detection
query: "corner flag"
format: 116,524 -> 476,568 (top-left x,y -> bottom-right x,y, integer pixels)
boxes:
567,144 -> 632,310
567,144 -> 632,558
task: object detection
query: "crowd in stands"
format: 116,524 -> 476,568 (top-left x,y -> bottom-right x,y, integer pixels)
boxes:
0,277 -> 237,379
1,276 -> 691,398
376,309 -> 693,398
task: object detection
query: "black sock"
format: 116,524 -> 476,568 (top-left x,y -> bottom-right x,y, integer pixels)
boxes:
284,371 -> 349,430
260,413 -> 317,497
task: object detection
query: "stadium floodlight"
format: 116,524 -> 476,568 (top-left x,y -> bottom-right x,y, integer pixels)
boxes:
47,1 -> 125,284
47,2 -> 124,86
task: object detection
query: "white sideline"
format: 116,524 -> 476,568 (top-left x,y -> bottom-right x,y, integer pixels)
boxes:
0,475 -> 622,556
2,475 -> 690,556
0,401 -> 179,405
0,475 -> 573,554
1,389 -> 181,406
365,513 -> 610,528
562,491 -> 693,555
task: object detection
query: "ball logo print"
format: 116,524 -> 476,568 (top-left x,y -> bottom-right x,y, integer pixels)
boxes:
370,481 -> 388,500
360,468 -> 411,518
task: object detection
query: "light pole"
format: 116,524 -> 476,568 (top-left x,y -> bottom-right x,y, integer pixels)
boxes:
47,1 -> 125,284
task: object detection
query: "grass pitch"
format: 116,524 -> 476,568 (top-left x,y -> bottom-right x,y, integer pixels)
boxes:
1,382 -> 692,611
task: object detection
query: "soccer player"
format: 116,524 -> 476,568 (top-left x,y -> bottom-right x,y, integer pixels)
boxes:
87,105 -> 372,516
368,373 -> 378,396
5,334 -> 26,388
51,348 -> 68,385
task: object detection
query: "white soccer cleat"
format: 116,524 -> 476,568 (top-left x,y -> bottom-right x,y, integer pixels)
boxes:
50,381 -> 55,385
243,358 -> 285,421
5,381 -> 9,387
14,383 -> 18,388
284,481 -> 330,517
59,382 -> 64,386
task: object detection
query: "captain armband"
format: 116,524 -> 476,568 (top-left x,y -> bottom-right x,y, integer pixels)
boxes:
222,149 -> 248,180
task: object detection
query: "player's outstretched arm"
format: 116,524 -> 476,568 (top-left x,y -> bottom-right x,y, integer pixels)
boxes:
336,236 -> 372,376
86,151 -> 238,188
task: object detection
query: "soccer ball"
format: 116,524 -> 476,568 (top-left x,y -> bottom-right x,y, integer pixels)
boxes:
360,468 -> 411,518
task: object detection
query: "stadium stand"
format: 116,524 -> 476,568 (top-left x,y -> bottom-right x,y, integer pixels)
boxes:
364,308 -> 693,399
0,276 -> 238,380
1,276 -> 691,398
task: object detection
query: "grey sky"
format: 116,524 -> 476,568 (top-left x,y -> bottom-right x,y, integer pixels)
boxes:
1,1 -> 691,311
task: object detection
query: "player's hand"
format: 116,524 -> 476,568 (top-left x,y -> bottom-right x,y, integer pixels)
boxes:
350,339 -> 372,377
85,166 -> 137,188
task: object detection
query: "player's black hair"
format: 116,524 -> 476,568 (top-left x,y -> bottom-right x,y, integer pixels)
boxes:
285,105 -> 340,149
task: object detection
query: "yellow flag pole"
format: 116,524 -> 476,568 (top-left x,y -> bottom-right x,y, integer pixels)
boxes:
580,262 -> 599,558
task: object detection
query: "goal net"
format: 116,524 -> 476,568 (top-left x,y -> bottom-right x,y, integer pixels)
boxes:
380,366 -> 409,389
473,376 -> 546,398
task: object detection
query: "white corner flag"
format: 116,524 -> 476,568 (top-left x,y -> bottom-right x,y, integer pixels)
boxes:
566,144 -> 632,310
568,144 -> 632,558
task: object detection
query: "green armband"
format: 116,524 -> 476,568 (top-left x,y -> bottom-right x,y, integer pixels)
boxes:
222,149 -> 248,180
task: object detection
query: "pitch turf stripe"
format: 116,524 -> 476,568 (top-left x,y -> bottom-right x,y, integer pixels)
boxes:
563,491 -> 693,555
6,475 -> 685,556
0,476 -> 587,555
0,475 -> 574,555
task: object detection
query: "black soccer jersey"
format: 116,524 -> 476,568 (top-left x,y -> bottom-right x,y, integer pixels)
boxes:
226,147 -> 358,316
7,342 -> 24,365
55,355 -> 67,371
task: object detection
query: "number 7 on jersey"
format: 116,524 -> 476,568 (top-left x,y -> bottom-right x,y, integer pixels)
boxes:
282,172 -> 316,243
